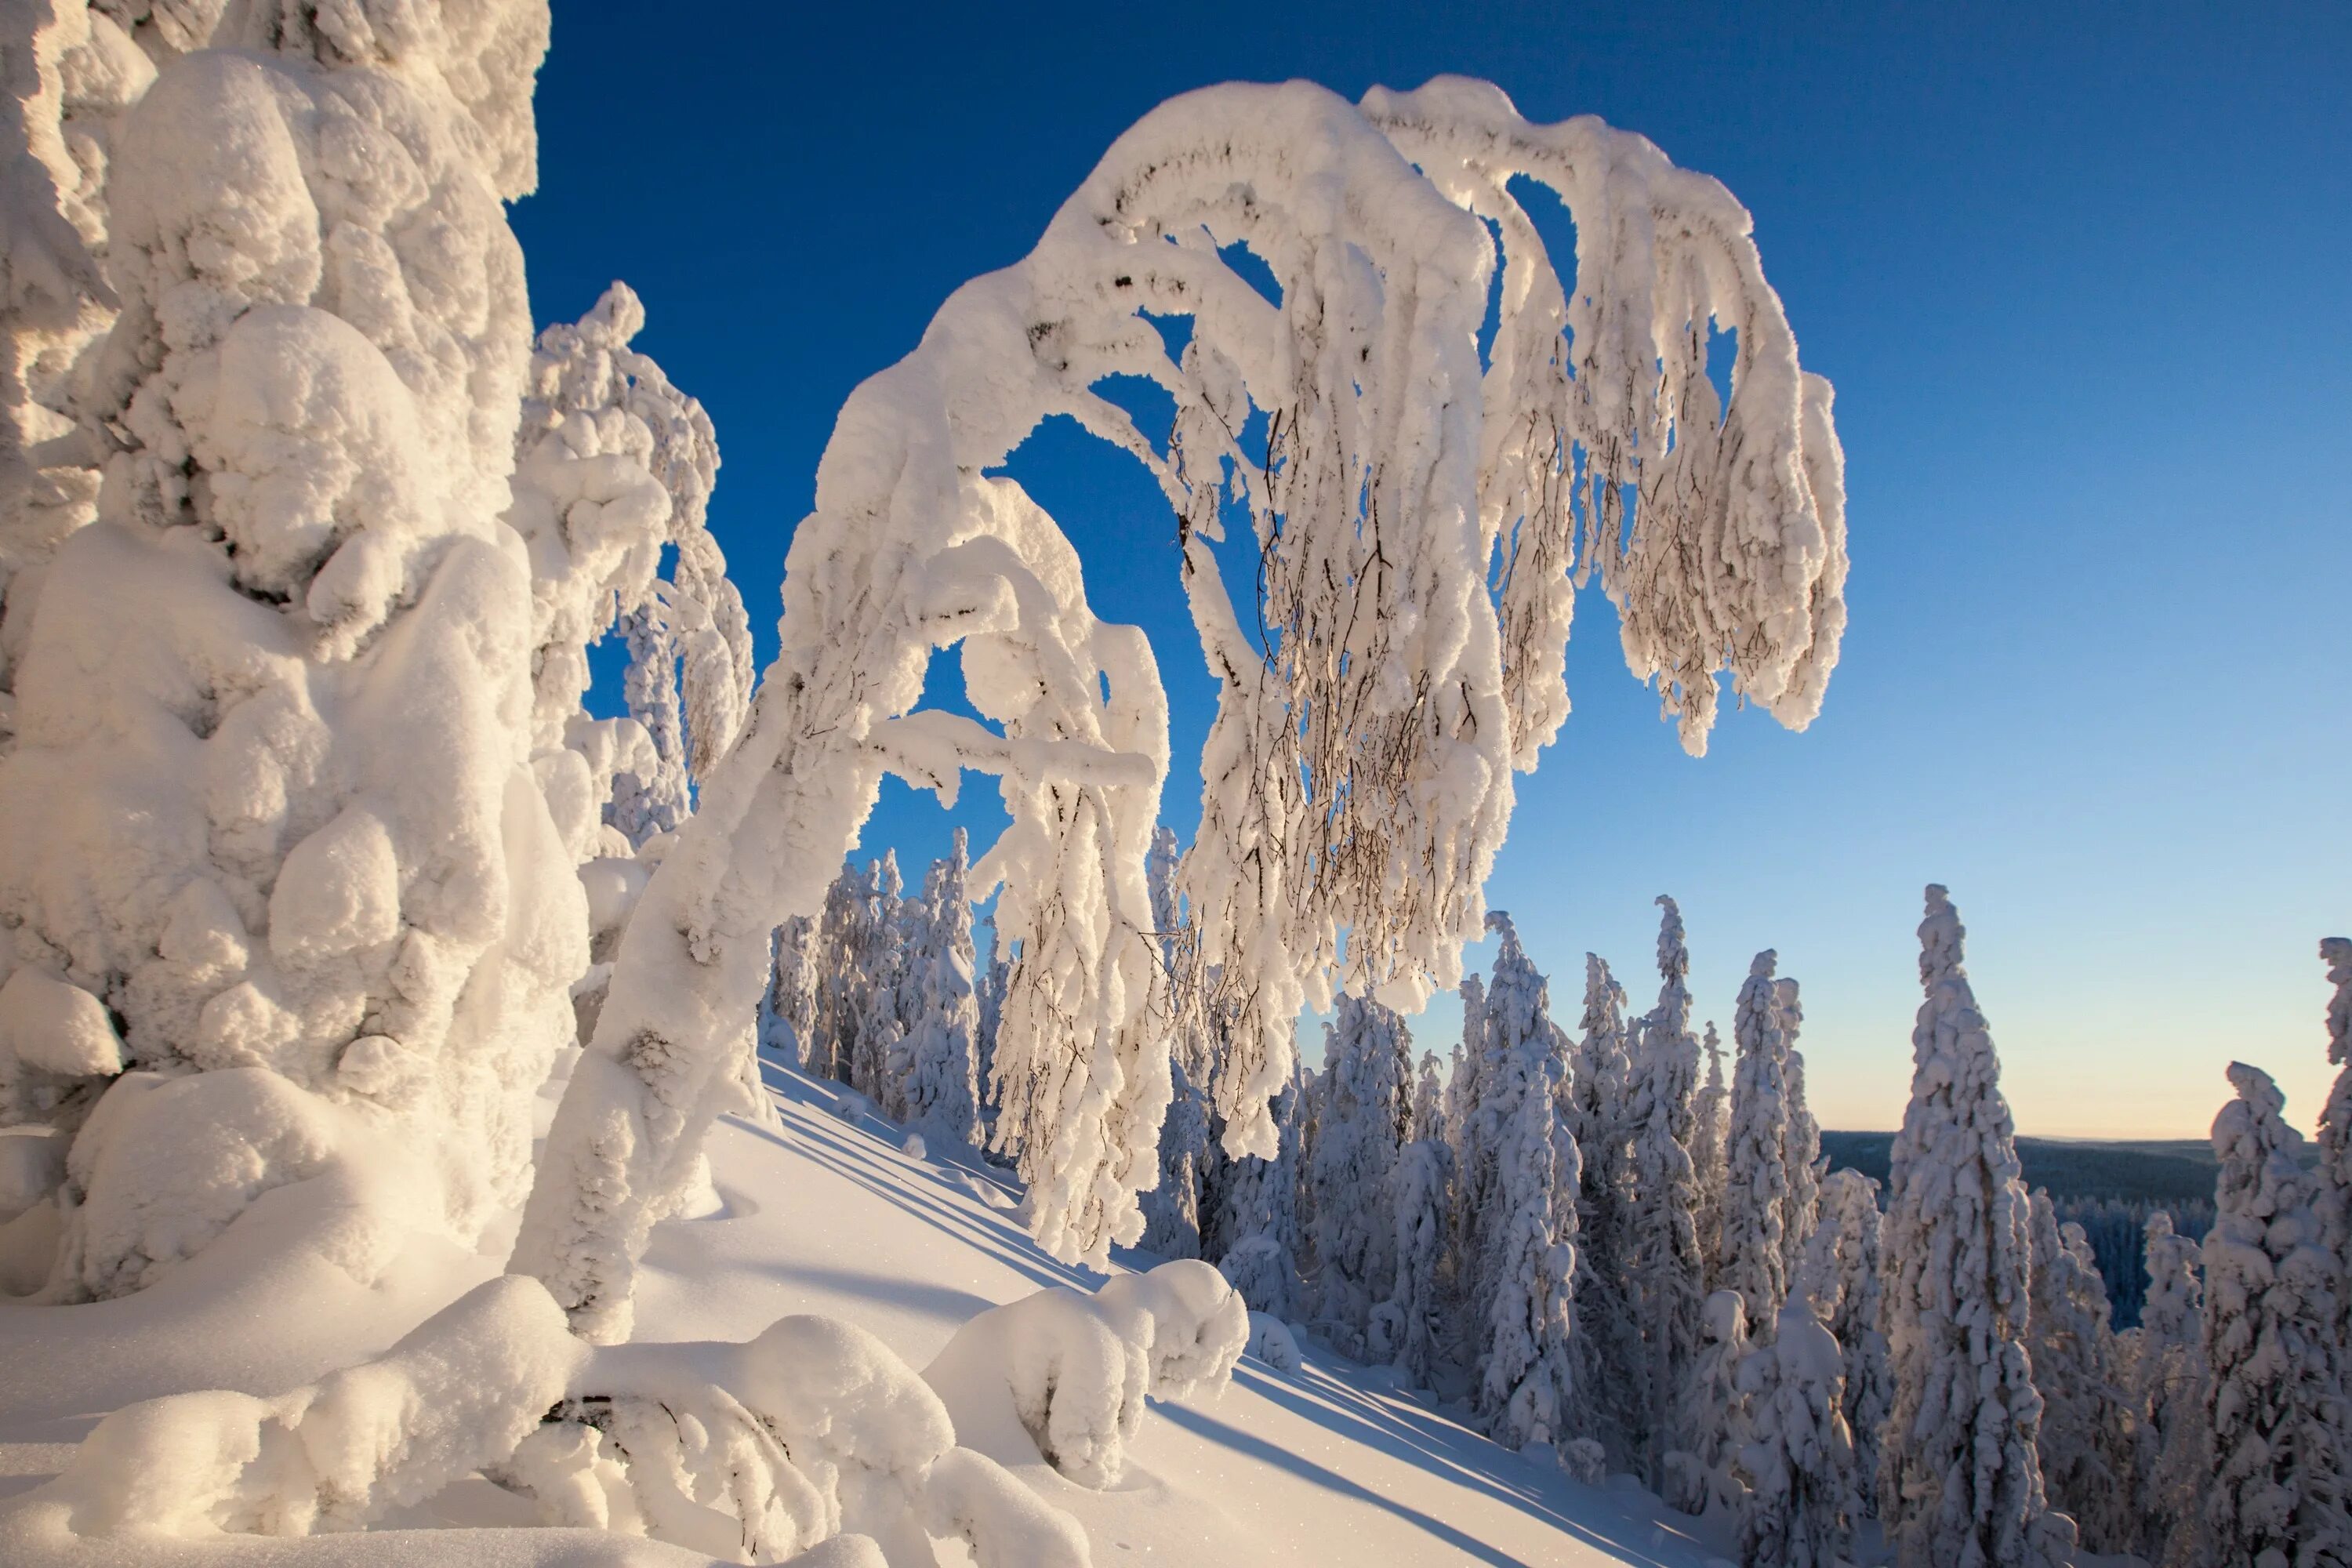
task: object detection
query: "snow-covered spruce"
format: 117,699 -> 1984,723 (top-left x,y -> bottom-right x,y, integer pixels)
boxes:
1878,885 -> 2071,1568
1735,1300 -> 1856,1568
522,74 -> 1846,1314
2201,1060 -> 2352,1567
1628,897 -> 1705,1489
2026,1189 -> 2134,1554
1570,952 -> 1643,1465
897,830 -> 983,1147
1722,950 -> 1794,1338
1692,1018 -> 1730,1290
1216,1069 -> 1306,1319
1308,993 -> 1416,1353
1384,1131 -> 1454,1386
1666,1287 -> 1749,1519
1793,1167 -> 1890,1522
1476,974 -> 1581,1453
1779,978 -> 1821,1279
2129,1207 -> 2209,1564
0,0 -> 583,1311
2315,937 -> 2352,1359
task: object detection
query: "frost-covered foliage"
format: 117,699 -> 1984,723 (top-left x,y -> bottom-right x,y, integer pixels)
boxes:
2026,1189 -> 2134,1554
1692,1018 -> 1729,1288
762,913 -> 820,1069
1459,918 -> 1566,1359
1736,1301 -> 1855,1568
898,829 -> 982,1146
1795,1167 -> 1889,1519
852,852 -> 909,1116
524,73 -> 1844,1302
1309,993 -> 1415,1350
1628,897 -> 1704,1486
2201,1060 -> 2352,1568
0,0 -> 593,1306
1723,950 -> 1794,1338
1879,886 -> 2069,1568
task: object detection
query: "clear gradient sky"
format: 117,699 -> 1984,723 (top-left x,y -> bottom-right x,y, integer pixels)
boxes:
519,2 -> 2350,1139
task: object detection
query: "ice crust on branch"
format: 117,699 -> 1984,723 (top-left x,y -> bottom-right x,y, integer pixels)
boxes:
523,73 -> 1843,1298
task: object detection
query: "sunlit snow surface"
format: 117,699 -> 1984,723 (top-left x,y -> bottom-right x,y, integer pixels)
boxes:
0,1055 -> 1735,1566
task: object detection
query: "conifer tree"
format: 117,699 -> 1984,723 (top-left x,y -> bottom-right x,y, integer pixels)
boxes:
1693,1019 -> 1731,1289
1630,896 -> 1706,1489
1310,995 -> 1417,1352
1723,950 -> 1794,1337
2314,938 -> 2352,1354
1668,1288 -> 1751,1517
1573,953 -> 1642,1463
1384,1133 -> 1455,1387
2027,1190 -> 2133,1553
1780,978 -> 1822,1278
1795,1167 -> 1890,1520
1481,1051 -> 1581,1453
1218,1069 -> 1305,1319
1880,885 -> 2069,1568
2203,1061 -> 2351,1568
2131,1209 -> 2209,1565
1737,1301 -> 1857,1568
898,831 -> 982,1146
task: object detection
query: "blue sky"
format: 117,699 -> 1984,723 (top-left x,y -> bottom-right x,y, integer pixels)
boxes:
517,2 -> 2350,1138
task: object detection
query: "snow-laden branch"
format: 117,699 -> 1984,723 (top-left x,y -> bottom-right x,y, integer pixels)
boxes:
522,74 -> 1843,1313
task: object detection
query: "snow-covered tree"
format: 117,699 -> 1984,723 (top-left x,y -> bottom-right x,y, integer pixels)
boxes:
1310,994 -> 1417,1350
1795,1167 -> 1890,1520
1218,1069 -> 1305,1319
2027,1189 -> 2134,1554
1879,885 -> 2070,1568
975,924 -> 1008,1151
1723,950 -> 1794,1338
1382,1133 -> 1455,1386
1481,1040 -> 1581,1453
1410,1050 -> 1446,1145
1461,916 -> 1569,1356
1631,896 -> 1708,1487
1693,1018 -> 1730,1288
2314,937 -> 2352,1355
0,0 -> 587,1310
1780,978 -> 1821,1278
898,830 -> 982,1146
2130,1208 -> 2209,1565
1737,1301 -> 1856,1568
1668,1287 -> 1751,1518
852,850 -> 909,1113
1572,952 -> 1642,1463
761,914 -> 820,1069
2202,1060 -> 2352,1568
522,74 -> 1847,1319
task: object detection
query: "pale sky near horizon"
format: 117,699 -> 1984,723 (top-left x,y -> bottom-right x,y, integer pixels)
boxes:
525,2 -> 2350,1140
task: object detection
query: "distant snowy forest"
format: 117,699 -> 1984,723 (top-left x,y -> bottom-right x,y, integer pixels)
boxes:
0,3 -> 2344,1567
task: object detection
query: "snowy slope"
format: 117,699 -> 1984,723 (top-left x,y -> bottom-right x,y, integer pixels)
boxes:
0,1054 -> 1731,1567
633,1059 -> 1726,1568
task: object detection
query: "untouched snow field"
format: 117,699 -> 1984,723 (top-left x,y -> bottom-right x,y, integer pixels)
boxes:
0,1051 -> 1733,1566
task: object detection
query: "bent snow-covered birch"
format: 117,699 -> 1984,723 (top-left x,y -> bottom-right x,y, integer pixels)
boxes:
521,75 -> 1847,1325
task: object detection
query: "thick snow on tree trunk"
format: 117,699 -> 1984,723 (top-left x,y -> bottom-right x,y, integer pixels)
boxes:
1631,896 -> 1705,1490
2202,1060 -> 2352,1568
1795,1167 -> 1890,1522
0,0 -> 583,1304
520,74 -> 1845,1318
1723,949 -> 1794,1338
1736,1301 -> 1856,1568
1879,886 -> 2070,1568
